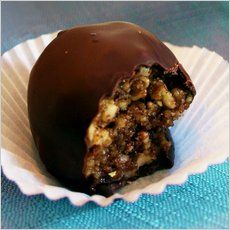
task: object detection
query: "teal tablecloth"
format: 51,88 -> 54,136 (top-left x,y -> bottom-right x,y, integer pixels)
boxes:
1,2 -> 229,229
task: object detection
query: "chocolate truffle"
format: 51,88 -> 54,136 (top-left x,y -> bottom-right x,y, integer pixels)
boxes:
28,21 -> 195,195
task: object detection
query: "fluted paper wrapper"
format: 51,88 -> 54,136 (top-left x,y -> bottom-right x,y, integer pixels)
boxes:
1,32 -> 229,206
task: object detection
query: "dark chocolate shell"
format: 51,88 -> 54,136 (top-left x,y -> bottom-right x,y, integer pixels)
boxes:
28,21 -> 195,194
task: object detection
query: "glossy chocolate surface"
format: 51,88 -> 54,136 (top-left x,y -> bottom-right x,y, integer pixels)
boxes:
28,21 -> 194,193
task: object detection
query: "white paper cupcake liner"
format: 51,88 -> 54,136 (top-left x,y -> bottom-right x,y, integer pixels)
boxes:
1,32 -> 229,206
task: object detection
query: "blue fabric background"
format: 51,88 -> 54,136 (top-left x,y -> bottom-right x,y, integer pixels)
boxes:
1,2 -> 229,229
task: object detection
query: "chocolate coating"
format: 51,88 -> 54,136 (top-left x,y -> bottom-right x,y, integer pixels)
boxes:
28,21 -> 194,194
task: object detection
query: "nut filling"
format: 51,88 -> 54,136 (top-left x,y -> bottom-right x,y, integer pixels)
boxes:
83,66 -> 194,190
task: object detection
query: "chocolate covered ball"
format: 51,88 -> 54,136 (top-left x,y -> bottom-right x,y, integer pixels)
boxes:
28,21 -> 195,195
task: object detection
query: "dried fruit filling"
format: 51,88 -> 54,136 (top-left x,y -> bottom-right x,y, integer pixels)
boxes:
83,66 -> 194,186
